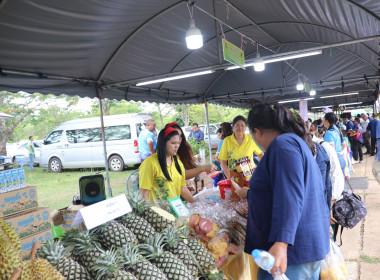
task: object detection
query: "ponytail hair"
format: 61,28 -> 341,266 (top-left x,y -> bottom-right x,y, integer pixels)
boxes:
157,128 -> 182,181
248,103 -> 315,154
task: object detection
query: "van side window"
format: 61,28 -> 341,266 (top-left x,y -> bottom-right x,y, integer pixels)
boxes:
105,125 -> 131,140
91,125 -> 131,142
66,129 -> 92,143
45,131 -> 63,145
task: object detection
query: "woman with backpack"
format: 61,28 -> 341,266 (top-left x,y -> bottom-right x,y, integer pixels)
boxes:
351,117 -> 364,164
240,103 -> 330,280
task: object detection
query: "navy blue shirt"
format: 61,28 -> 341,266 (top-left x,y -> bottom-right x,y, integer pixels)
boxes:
244,133 -> 330,265
345,120 -> 354,137
368,119 -> 379,139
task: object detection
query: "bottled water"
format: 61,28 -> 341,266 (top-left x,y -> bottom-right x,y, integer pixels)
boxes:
251,249 -> 290,280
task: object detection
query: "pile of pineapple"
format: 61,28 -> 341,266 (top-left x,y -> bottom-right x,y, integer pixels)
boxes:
1,191 -> 225,280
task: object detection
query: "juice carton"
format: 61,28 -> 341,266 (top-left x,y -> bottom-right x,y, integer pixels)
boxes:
18,168 -> 26,188
11,170 -> 20,189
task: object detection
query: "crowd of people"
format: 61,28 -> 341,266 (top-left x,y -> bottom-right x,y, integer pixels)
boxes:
135,107 -> 378,280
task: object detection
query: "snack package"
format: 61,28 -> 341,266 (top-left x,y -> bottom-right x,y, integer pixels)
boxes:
208,231 -> 229,267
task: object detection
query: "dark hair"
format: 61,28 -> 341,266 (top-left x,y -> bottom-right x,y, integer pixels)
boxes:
325,112 -> 343,142
217,128 -> 222,134
156,128 -> 182,181
356,114 -> 361,117
308,118 -> 312,122
164,123 -> 196,170
232,115 -> 247,126
192,123 -> 198,127
324,112 -> 338,130
29,136 -> 33,140
220,122 -> 233,139
248,103 -> 315,154
354,117 -> 361,123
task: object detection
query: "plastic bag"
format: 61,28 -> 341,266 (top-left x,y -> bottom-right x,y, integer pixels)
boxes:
320,240 -> 347,280
207,231 -> 230,267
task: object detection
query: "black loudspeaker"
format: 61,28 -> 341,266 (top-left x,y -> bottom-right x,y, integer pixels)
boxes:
79,174 -> 106,206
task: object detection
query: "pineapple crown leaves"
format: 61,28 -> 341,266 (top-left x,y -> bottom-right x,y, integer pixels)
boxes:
207,268 -> 226,280
92,249 -> 125,280
37,239 -> 69,265
118,243 -> 141,269
62,230 -> 102,255
126,191 -> 149,215
161,227 -> 182,249
137,234 -> 165,260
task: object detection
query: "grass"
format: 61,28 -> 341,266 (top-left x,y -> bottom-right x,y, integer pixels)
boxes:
24,167 -> 133,211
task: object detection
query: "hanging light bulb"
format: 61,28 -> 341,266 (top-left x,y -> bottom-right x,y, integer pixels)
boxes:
253,52 -> 265,72
310,89 -> 316,96
296,76 -> 304,91
186,19 -> 203,49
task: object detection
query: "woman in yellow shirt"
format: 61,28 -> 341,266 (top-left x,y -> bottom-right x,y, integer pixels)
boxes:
139,126 -> 196,204
219,116 -> 264,182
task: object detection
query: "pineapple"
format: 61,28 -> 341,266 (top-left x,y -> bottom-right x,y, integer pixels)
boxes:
127,191 -> 176,232
91,220 -> 137,249
21,243 -> 64,280
138,234 -> 193,280
186,237 -> 217,276
161,228 -> 199,278
0,219 -> 21,251
62,229 -> 103,277
117,213 -> 156,244
91,249 -> 137,280
118,243 -> 168,280
0,233 -> 22,280
37,239 -> 92,280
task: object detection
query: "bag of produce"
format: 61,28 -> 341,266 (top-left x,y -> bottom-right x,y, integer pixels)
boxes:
320,240 -> 347,280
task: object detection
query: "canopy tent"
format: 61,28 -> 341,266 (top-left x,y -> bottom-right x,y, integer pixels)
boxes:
0,0 -> 379,109
1,0 -> 380,195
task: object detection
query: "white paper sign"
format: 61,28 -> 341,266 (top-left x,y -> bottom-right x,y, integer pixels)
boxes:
72,194 -> 132,230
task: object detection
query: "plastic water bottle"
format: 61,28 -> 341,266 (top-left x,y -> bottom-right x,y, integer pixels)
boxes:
251,249 -> 275,271
251,250 -> 290,280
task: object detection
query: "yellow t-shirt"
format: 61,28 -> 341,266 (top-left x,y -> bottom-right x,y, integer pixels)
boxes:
139,153 -> 186,203
219,133 -> 262,171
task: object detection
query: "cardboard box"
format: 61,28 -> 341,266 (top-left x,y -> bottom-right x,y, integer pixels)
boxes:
5,207 -> 51,239
51,204 -> 84,231
0,185 -> 38,217
20,229 -> 52,260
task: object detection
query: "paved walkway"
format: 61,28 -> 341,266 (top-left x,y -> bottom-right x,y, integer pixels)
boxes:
341,155 -> 380,280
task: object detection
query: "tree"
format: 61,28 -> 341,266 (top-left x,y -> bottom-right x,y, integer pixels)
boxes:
89,99 -> 142,116
151,103 -> 176,129
0,91 -> 44,155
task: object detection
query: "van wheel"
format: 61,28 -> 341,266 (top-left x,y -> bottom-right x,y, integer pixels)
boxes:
109,155 -> 124,172
49,157 -> 62,173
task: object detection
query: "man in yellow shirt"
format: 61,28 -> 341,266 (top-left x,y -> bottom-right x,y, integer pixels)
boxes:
219,116 -> 263,180
139,126 -> 195,204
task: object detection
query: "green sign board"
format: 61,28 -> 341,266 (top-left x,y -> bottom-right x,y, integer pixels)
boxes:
222,39 -> 245,69
304,83 -> 311,93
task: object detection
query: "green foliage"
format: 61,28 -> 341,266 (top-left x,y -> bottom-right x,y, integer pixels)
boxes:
187,138 -> 208,156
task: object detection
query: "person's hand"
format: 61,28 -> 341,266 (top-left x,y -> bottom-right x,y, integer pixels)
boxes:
203,164 -> 217,173
268,242 -> 288,276
236,187 -> 249,198
330,226 -> 334,238
330,210 -> 337,224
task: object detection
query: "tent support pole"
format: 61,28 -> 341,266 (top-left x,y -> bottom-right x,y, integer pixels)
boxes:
204,100 -> 213,164
98,88 -> 112,197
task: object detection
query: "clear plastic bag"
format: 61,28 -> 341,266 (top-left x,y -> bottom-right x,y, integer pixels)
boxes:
320,240 -> 347,280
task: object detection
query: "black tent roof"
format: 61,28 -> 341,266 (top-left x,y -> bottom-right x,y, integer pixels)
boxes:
0,0 -> 379,109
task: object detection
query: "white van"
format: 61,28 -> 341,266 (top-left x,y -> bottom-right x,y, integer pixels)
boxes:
41,113 -> 152,172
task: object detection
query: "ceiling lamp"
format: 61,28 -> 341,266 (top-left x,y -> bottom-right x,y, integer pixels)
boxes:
278,98 -> 314,104
186,19 -> 203,50
136,70 -> 213,86
320,92 -> 359,99
296,76 -> 304,91
310,89 -> 316,96
253,52 -> 265,72
263,50 -> 322,64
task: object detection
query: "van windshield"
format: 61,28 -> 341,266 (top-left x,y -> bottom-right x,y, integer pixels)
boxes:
45,130 -> 63,145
